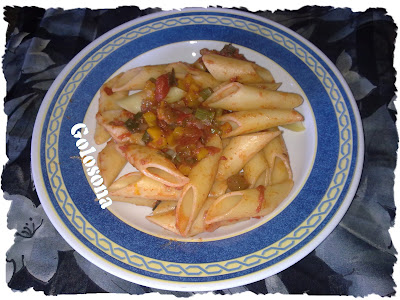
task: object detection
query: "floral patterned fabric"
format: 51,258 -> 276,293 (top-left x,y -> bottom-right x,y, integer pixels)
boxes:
2,6 -> 397,296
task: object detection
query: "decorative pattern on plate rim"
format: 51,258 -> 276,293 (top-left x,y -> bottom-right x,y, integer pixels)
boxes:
42,13 -> 354,277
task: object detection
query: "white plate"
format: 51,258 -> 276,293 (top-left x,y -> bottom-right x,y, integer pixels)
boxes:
31,8 -> 364,291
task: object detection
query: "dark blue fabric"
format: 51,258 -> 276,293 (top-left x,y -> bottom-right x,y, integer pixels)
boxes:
3,6 -> 397,296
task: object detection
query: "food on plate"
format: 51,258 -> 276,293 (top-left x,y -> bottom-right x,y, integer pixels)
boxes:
93,44 -> 304,237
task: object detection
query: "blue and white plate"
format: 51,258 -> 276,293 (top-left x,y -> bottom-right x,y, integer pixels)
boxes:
31,8 -> 364,291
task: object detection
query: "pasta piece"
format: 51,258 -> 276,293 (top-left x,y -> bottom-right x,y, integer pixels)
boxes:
254,169 -> 269,187
147,197 -> 222,237
146,210 -> 180,235
209,179 -> 228,197
242,152 -> 268,188
175,134 -> 223,236
108,195 -> 157,207
247,82 -> 282,90
117,91 -> 146,114
217,109 -> 304,138
164,87 -> 187,103
95,75 -> 129,144
263,134 -> 293,184
165,62 -> 222,89
97,139 -> 127,187
108,172 -> 182,201
94,125 -> 111,146
152,200 -> 177,216
205,180 -> 294,224
280,122 -> 306,132
116,144 -> 190,187
202,53 -> 275,83
99,75 -> 128,111
221,137 -> 231,149
203,82 -> 303,111
112,64 -> 167,92
187,197 -> 217,236
96,110 -> 145,144
216,131 -> 281,181
146,198 -> 251,237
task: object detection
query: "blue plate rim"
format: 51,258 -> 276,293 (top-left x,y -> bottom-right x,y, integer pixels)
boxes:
31,7 -> 364,291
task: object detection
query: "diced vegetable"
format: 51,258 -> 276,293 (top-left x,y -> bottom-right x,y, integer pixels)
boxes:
141,131 -> 152,144
222,44 -> 237,55
147,126 -> 163,141
163,149 -> 176,160
220,122 -> 233,134
124,118 -> 138,132
178,164 -> 192,176
196,147 -> 209,161
143,111 -> 157,127
103,86 -> 113,95
199,87 -> 213,100
164,87 -> 187,103
155,74 -> 170,102
168,69 -> 176,86
117,91 -> 144,114
194,108 -> 215,122
227,173 -> 250,191
152,200 -> 161,211
124,113 -> 143,132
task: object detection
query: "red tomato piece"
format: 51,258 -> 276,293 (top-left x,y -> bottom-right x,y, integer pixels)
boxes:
155,74 -> 170,102
103,86 -> 113,95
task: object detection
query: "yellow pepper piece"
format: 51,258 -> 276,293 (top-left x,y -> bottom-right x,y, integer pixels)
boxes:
196,148 -> 209,161
143,111 -> 157,127
178,164 -> 192,176
166,132 -> 175,146
173,127 -> 184,137
147,126 -> 163,141
149,136 -> 167,149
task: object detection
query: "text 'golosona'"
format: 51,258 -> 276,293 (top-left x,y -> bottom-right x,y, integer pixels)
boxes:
71,123 -> 112,209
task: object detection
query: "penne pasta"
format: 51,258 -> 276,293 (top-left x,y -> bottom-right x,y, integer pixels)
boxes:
216,131 -> 281,181
242,151 -> 269,188
147,197 -> 228,237
146,210 -> 180,235
209,179 -> 228,197
175,134 -> 222,236
254,169 -> 269,187
186,197 -> 217,236
99,75 -> 129,111
263,134 -> 293,184
164,87 -> 187,103
108,195 -> 158,207
112,64 -> 168,92
217,108 -> 304,138
116,144 -> 190,187
280,121 -> 306,132
108,172 -> 183,201
95,75 -> 129,144
117,91 -> 146,114
247,82 -> 282,90
152,200 -> 178,216
202,53 -> 275,83
94,125 -> 111,146
204,180 -> 294,224
203,82 -> 303,111
165,62 -> 222,89
97,139 -> 127,187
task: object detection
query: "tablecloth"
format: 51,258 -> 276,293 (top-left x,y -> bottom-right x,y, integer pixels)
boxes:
2,5 -> 397,296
